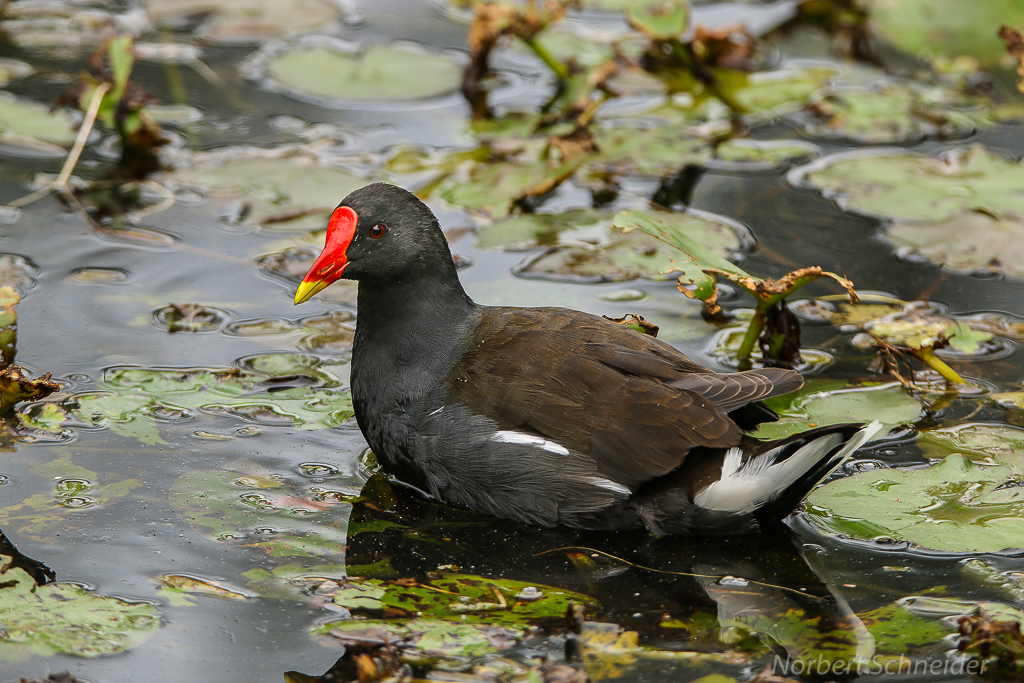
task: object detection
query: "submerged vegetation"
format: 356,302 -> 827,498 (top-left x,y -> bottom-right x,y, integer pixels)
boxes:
2,0 -> 1024,681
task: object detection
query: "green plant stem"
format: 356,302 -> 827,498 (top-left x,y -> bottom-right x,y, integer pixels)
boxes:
735,306 -> 765,371
522,36 -> 569,81
917,347 -> 967,385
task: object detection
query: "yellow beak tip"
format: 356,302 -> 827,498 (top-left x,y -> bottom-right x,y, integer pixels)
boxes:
294,279 -> 326,305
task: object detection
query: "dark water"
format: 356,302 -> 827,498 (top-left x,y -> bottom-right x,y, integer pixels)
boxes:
1,1 -> 1024,682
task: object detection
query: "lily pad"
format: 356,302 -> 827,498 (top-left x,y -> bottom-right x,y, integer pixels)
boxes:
170,458 -> 352,558
146,0 -> 344,43
584,123 -> 710,178
262,41 -> 462,102
795,145 -> 1024,276
795,83 -> 975,144
0,453 -> 141,541
758,380 -> 921,440
165,153 -> 365,231
917,423 -> 1024,468
0,553 -> 160,659
322,573 -> 596,627
871,0 -> 1024,67
805,453 -> 1024,553
0,92 -> 77,156
513,209 -> 743,282
61,354 -> 352,445
315,619 -> 519,659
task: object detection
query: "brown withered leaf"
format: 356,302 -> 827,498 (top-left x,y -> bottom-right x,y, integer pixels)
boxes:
707,266 -> 858,304
999,25 -> 1024,94
957,609 -> 1024,681
0,366 -> 59,415
692,24 -> 758,71
534,657 -> 590,683
603,313 -> 659,337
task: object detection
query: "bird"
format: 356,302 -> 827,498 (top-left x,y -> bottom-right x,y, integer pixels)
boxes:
294,182 -> 881,536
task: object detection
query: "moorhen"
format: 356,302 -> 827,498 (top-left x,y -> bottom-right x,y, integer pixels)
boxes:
294,183 -> 881,536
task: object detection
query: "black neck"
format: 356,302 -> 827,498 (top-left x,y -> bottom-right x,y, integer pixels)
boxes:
353,271 -> 477,362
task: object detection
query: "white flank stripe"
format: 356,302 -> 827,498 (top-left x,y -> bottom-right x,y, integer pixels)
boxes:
585,477 -> 631,496
491,430 -> 570,456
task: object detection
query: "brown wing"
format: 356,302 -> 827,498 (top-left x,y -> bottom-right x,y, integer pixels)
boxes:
444,306 -> 801,490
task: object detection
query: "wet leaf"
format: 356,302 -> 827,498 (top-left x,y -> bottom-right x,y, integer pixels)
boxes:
65,356 -> 351,445
806,453 -> 1024,553
962,559 -> 1024,604
264,42 -> 462,102
166,155 -> 365,231
146,0 -> 343,43
758,380 -> 919,440
154,574 -> 254,603
0,552 -> 160,658
626,0 -> 688,40
797,145 -> 1024,276
584,124 -> 710,178
0,366 -> 59,416
796,83 -> 975,144
0,92 -> 76,155
517,209 -> 742,283
917,423 -> 1024,468
604,313 -> 659,337
871,0 -> 1024,67
316,618 -> 518,658
170,459 -> 351,558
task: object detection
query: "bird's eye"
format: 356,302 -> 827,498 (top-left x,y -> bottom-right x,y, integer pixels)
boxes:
370,224 -> 386,239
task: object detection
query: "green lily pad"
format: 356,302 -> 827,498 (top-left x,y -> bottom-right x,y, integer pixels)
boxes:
146,0 -> 344,43
626,0 -> 688,40
711,139 -> 818,170
797,145 -> 1024,276
439,151 -> 585,218
805,453 -> 1024,553
170,458 -> 351,558
0,553 -> 161,659
0,92 -> 77,155
796,83 -> 975,144
871,0 -> 1024,67
165,154 -> 365,231
758,380 -> 921,440
584,124 -> 710,178
613,208 -> 748,305
0,453 -> 140,541
798,145 -> 1024,223
514,209 -> 742,283
60,355 -> 352,445
917,423 -> 1024,468
323,573 -> 596,627
314,619 -> 519,658
264,42 -> 462,102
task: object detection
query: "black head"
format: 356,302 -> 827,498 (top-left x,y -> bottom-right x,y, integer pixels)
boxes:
295,183 -> 459,303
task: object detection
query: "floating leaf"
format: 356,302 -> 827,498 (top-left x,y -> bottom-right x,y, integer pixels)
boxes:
626,0 -> 688,40
796,145 -> 1024,276
871,0 -> 1024,67
758,380 -> 920,440
0,92 -> 77,155
806,453 -> 1024,553
917,423 -> 1024,468
514,208 -> 742,283
0,553 -> 160,658
263,42 -> 462,102
166,154 -> 365,231
146,0 -> 344,43
170,459 -> 351,558
796,83 -> 975,144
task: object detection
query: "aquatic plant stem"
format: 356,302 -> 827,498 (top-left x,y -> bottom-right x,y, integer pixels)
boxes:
55,83 -> 109,190
522,36 -> 569,81
917,347 -> 967,385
